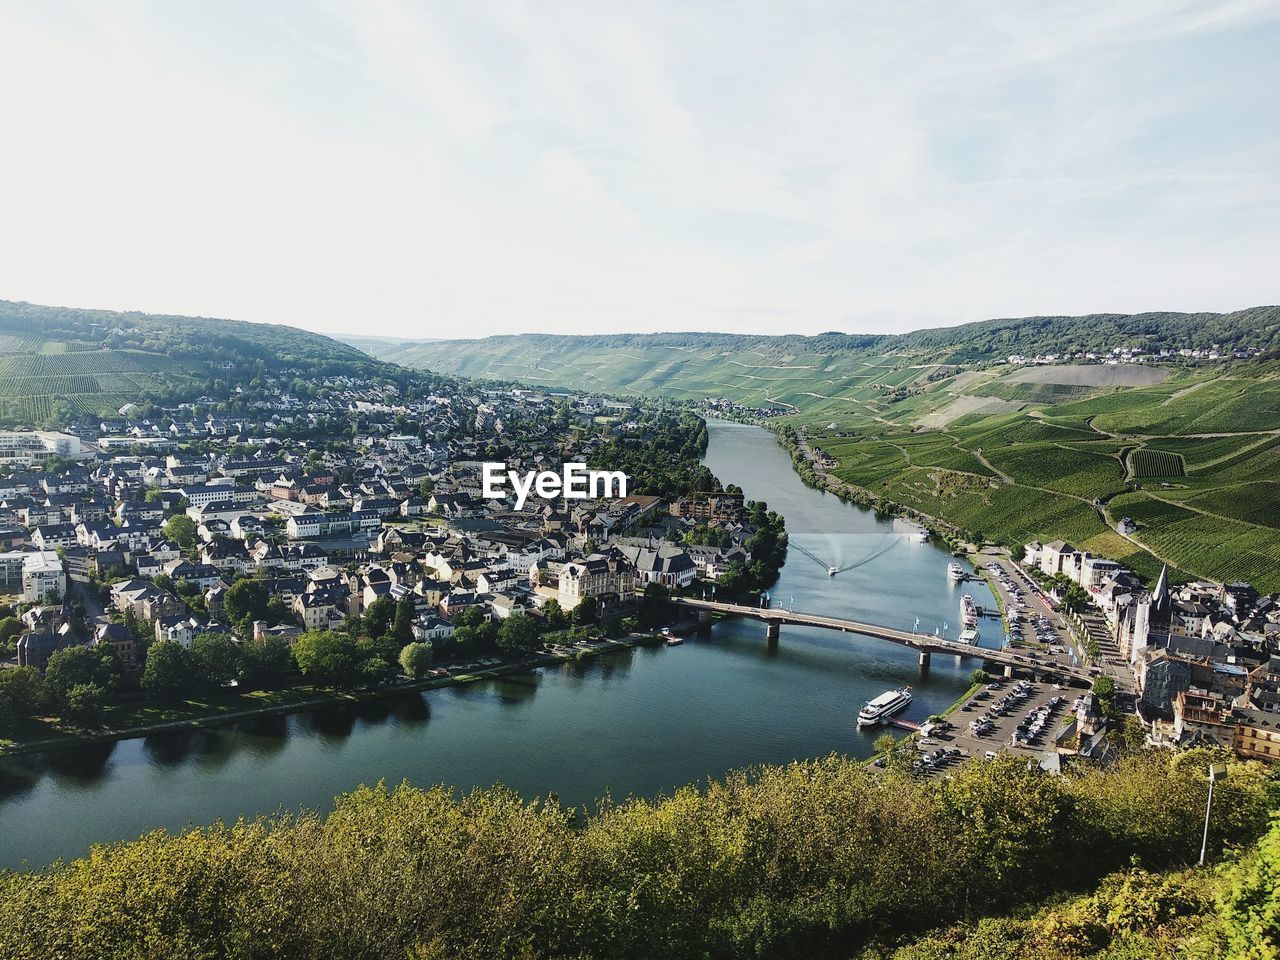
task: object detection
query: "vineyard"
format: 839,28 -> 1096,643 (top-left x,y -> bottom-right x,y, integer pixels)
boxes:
1129,448 -> 1185,478
1107,492 -> 1280,590
0,344 -> 200,425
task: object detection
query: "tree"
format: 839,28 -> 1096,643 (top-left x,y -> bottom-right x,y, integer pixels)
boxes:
541,600 -> 568,631
191,633 -> 240,689
363,596 -> 395,640
0,666 -> 46,724
398,642 -> 433,678
265,597 -> 294,626
141,641 -> 195,698
63,683 -> 106,724
496,613 -> 541,656
873,733 -> 897,756
971,669 -> 990,686
44,645 -> 120,706
224,579 -> 269,627
572,600 -> 598,626
392,598 -> 415,645
240,636 -> 293,691
0,616 -> 22,645
163,514 -> 197,549
1218,816 -> 1280,959
292,630 -> 360,686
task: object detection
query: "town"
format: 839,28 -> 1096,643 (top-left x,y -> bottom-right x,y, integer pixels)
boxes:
0,377 -> 786,741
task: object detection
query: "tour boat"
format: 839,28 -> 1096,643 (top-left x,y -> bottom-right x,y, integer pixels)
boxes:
947,561 -> 966,582
960,594 -> 979,628
857,686 -> 913,727
957,627 -> 980,644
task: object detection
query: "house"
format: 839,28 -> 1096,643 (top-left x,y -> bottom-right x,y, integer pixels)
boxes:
31,523 -> 77,551
412,615 -> 455,643
22,551 -> 65,602
531,551 -> 635,611
617,543 -> 697,589
295,589 -> 345,630
1038,540 -> 1077,577
93,621 -> 138,666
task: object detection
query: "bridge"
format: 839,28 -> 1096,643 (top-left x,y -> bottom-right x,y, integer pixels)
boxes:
669,597 -> 1091,680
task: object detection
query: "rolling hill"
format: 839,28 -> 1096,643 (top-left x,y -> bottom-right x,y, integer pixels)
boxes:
0,300 -> 418,426
350,308 -> 1280,589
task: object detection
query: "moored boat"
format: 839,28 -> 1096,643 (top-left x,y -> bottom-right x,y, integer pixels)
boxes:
960,593 -> 979,628
947,561 -> 966,582
857,686 -> 913,727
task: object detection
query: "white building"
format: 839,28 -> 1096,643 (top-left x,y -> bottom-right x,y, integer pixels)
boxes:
22,551 -> 65,602
0,430 -> 84,465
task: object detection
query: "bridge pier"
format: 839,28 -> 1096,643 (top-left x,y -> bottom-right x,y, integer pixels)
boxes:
765,621 -> 780,648
697,609 -> 713,634
918,650 -> 930,670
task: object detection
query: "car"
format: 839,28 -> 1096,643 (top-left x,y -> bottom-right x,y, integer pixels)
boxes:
984,751 -> 997,760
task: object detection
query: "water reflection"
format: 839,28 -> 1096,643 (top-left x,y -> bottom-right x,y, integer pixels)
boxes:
237,715 -> 291,758
390,693 -> 430,727
44,740 -> 117,789
302,705 -> 358,744
143,729 -> 198,768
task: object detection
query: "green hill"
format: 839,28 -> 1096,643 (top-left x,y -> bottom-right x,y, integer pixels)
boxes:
351,309 -> 1280,588
348,307 -> 1280,406
0,300 -> 416,425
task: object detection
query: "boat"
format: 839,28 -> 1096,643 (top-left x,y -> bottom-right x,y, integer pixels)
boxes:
858,686 -> 913,727
947,562 -> 966,582
957,627 -> 980,644
960,594 -> 979,628
665,635 -> 684,646
913,527 -> 931,543
827,565 -> 837,576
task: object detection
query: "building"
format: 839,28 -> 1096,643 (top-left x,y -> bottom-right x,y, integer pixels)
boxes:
22,551 -> 65,602
0,430 -> 84,465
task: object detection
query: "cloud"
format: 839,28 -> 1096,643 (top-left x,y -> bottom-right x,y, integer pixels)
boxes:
0,1 -> 1276,338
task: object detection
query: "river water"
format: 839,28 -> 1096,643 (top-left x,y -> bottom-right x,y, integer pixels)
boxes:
0,420 -> 999,868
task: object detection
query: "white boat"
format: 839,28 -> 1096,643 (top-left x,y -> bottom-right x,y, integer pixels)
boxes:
947,562 -> 966,582
914,528 -> 931,543
665,635 -> 684,646
960,594 -> 979,628
957,627 -> 981,644
827,565 -> 837,576
857,686 -> 913,727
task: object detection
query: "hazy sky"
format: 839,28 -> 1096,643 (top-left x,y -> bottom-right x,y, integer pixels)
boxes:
1,1 -> 1277,339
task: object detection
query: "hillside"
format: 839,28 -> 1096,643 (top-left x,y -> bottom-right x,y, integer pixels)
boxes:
353,309 -> 1280,589
349,307 -> 1280,406
0,750 -> 1272,959
0,300 -> 416,425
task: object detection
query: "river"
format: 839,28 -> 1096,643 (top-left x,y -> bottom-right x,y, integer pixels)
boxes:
0,420 -> 999,869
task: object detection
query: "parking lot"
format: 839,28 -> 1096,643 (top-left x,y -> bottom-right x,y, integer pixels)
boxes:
871,677 -> 1085,777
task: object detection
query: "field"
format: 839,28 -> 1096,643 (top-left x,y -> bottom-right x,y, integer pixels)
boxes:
0,339 -> 200,425
1129,448 -> 1185,478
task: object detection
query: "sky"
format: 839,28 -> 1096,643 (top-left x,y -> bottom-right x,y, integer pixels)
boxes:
0,0 -> 1277,340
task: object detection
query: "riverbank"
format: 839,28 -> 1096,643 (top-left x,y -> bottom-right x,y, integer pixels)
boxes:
0,634 -> 658,758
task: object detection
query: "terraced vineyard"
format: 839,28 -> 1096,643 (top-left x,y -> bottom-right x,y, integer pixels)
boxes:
0,346 -> 197,424
1130,448 -> 1185,478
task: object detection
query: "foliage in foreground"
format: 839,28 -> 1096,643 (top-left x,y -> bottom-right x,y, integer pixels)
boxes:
0,749 -> 1274,960
869,815 -> 1280,960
